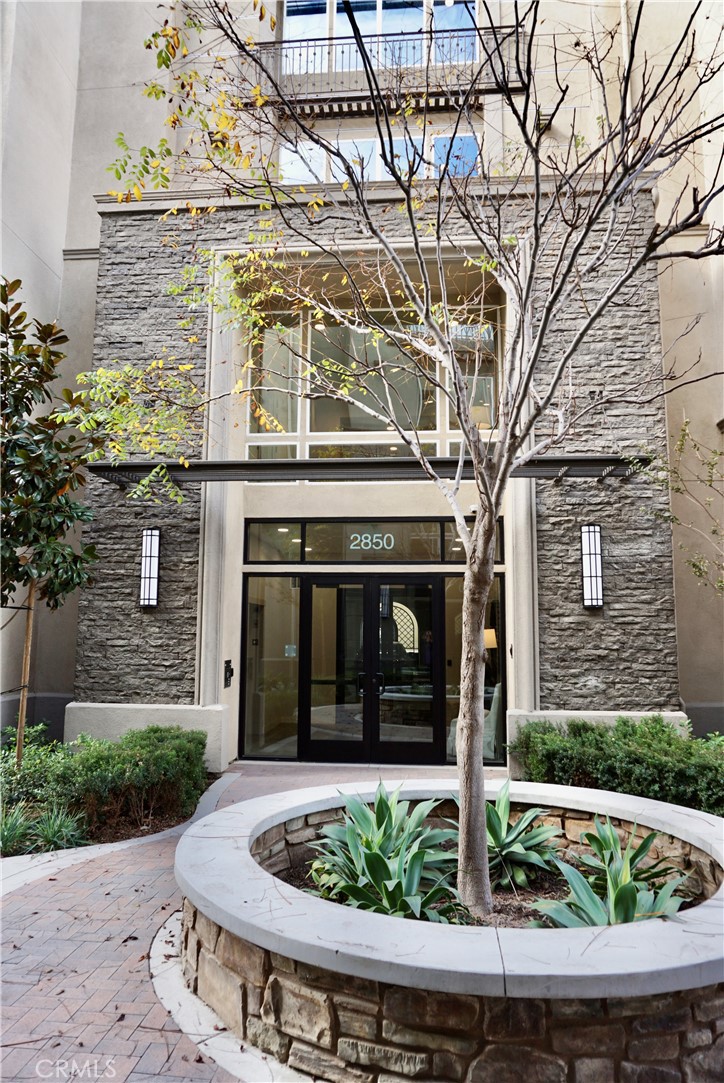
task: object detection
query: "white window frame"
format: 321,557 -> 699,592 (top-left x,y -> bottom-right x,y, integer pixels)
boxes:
278,126 -> 483,185
244,291 -> 503,461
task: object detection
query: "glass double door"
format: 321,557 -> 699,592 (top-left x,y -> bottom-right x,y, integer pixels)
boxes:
298,576 -> 444,763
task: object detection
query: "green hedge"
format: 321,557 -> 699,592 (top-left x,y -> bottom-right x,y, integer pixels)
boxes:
1,724 -> 208,829
507,715 -> 724,816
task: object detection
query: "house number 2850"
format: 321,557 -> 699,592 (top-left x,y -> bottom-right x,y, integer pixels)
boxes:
349,532 -> 395,551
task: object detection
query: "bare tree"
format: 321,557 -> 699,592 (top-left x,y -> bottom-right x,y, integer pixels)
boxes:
112,0 -> 724,913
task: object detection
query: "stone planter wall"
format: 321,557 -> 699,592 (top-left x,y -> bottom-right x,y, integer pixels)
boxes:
181,899 -> 723,1082
175,781 -> 724,1083
250,801 -> 723,900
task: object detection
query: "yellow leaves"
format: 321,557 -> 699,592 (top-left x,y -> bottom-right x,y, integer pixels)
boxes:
341,275 -> 348,286
250,85 -> 269,107
270,14 -> 277,30
178,455 -> 190,468
241,153 -> 252,169
133,183 -> 143,202
186,335 -> 199,344
341,180 -> 350,191
150,159 -> 160,168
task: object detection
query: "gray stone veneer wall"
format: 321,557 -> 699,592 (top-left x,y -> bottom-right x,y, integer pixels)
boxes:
77,191 -> 679,710
532,194 -> 678,710
74,476 -> 201,703
74,208 -> 212,703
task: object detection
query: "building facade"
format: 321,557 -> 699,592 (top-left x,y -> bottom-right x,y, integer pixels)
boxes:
3,1 -> 722,758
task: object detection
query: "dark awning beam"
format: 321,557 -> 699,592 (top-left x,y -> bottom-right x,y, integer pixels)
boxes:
88,455 -> 649,487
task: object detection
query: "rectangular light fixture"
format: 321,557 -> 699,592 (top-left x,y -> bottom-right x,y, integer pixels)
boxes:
140,528 -> 160,607
581,524 -> 603,608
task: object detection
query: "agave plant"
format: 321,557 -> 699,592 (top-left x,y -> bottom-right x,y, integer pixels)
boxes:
576,816 -> 680,895
485,780 -> 560,891
309,783 -> 465,921
532,858 -> 686,928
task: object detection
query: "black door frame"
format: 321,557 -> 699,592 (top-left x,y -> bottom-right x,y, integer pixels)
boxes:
297,573 -> 446,764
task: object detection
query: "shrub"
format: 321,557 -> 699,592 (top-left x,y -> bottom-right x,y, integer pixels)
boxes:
0,724 -> 73,808
508,715 -> 724,815
51,726 -> 208,828
1,724 -> 208,831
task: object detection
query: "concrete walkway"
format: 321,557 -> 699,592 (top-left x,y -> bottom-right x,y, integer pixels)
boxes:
1,762 -> 472,1083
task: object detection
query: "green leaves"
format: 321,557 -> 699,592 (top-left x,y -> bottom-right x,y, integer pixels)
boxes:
507,715 -> 724,817
308,782 -> 467,922
484,779 -> 560,891
531,857 -> 686,928
1,279 -> 101,609
576,815 -> 680,896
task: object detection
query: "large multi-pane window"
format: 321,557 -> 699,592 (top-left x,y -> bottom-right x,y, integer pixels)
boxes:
246,289 -> 501,460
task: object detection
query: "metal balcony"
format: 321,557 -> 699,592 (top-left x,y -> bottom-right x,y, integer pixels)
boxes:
244,27 -> 522,116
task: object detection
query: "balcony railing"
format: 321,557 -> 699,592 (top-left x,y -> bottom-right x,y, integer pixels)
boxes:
243,27 -> 522,115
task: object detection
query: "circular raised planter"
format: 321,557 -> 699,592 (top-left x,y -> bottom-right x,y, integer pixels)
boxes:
175,780 -> 724,1081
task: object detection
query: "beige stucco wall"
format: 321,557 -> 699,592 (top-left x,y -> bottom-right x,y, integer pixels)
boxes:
1,2 -> 167,731
64,701 -> 234,772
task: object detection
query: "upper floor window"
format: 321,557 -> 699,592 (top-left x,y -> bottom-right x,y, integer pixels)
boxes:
286,1 -> 467,41
244,268 -> 502,460
279,130 -> 480,184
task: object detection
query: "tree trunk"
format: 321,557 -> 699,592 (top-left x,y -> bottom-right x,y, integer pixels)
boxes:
15,579 -> 36,768
456,519 -> 497,915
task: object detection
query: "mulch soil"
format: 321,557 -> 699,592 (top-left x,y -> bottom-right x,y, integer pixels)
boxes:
79,774 -> 221,845
276,862 -> 570,928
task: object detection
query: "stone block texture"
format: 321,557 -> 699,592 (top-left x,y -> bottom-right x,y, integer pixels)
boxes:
182,900 -> 723,1083
77,192 -> 678,710
181,805 -> 724,1082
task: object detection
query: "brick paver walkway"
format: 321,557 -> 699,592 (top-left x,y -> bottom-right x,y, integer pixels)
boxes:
1,763 -> 465,1082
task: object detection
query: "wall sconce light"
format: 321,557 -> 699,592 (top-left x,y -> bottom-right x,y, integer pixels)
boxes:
140,528 -> 160,607
581,524 -> 603,608
484,628 -> 498,650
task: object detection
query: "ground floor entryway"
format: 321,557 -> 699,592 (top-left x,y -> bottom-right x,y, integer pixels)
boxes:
241,571 -> 505,765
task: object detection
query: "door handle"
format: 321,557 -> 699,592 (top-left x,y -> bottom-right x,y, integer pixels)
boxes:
375,672 -> 386,695
357,672 -> 366,696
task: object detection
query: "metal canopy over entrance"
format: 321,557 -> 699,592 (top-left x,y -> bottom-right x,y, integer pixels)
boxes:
89,454 -> 647,487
